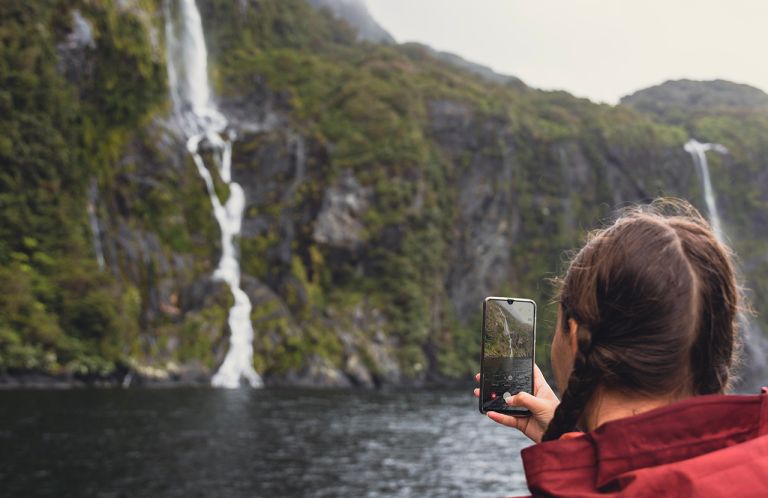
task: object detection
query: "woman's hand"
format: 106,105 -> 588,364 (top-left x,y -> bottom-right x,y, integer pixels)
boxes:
473,364 -> 560,443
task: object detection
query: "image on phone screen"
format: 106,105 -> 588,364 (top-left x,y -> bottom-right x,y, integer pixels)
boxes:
480,298 -> 535,414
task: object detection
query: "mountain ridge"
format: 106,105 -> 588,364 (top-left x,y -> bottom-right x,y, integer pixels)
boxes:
621,79 -> 768,125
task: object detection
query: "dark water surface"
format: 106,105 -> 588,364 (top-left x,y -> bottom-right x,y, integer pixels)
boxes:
0,388 -> 530,497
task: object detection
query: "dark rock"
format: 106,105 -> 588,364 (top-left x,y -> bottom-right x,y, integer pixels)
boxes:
269,355 -> 351,388
334,304 -> 401,387
182,277 -> 230,312
429,100 -> 520,320
56,10 -> 97,93
219,78 -> 286,133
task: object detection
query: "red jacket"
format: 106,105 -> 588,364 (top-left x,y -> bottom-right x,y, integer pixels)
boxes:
520,387 -> 768,497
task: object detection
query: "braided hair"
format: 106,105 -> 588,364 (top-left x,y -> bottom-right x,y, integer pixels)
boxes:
542,199 -> 740,441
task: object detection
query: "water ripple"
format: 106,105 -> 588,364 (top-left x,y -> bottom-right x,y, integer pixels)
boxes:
0,388 -> 529,497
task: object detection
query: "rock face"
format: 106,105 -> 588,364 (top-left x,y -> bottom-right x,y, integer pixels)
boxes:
4,0 -> 768,388
56,10 -> 96,80
428,100 -> 520,320
313,171 -> 370,250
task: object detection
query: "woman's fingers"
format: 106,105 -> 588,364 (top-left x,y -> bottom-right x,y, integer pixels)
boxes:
487,411 -> 526,430
476,365 -> 557,444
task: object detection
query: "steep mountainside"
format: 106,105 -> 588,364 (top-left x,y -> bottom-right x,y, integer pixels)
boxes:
2,0 -> 767,387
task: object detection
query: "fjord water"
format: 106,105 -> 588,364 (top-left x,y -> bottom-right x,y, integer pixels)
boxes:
683,139 -> 768,391
0,388 -> 529,498
164,0 -> 261,388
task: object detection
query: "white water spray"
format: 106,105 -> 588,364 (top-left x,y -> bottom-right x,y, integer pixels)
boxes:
501,315 -> 513,358
684,139 -> 768,391
165,0 -> 262,388
684,140 -> 728,240
87,180 -> 105,271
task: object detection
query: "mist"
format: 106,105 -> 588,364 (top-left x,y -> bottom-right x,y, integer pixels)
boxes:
366,0 -> 768,103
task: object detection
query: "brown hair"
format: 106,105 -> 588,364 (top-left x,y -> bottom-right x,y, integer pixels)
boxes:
541,198 -> 740,441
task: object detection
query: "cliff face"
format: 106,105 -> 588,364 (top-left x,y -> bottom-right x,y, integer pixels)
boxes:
2,0 -> 767,386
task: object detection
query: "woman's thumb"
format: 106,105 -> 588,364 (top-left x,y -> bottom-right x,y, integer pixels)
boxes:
507,391 -> 548,415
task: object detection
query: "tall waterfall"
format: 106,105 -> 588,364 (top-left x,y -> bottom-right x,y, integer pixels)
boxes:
684,139 -> 768,391
683,140 -> 727,240
165,0 -> 262,388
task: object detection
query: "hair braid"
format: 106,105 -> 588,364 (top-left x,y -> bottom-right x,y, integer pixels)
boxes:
542,325 -> 598,442
544,199 -> 741,442
669,220 -> 739,394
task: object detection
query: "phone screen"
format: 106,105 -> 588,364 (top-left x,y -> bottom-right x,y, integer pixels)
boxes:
480,297 -> 536,415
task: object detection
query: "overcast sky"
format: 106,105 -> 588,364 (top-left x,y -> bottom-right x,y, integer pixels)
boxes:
365,0 -> 768,104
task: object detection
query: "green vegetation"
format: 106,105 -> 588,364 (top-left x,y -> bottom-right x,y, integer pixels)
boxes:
197,0 -> 704,381
2,0 -> 767,384
0,0 -> 167,377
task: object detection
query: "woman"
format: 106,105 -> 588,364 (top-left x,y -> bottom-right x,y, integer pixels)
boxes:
475,199 -> 768,497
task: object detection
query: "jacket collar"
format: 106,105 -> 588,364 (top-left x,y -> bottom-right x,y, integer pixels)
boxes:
522,388 -> 768,492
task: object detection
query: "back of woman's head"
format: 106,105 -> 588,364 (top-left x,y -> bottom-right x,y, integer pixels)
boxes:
542,198 -> 740,441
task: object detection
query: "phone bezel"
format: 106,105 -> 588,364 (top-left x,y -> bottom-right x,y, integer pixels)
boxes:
479,296 -> 536,417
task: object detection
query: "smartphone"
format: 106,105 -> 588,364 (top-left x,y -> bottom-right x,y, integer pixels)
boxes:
479,297 -> 536,416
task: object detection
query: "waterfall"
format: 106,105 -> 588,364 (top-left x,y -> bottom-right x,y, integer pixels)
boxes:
683,140 -> 728,240
684,139 -> 768,391
87,180 -> 105,271
165,0 -> 262,388
501,315 -> 513,358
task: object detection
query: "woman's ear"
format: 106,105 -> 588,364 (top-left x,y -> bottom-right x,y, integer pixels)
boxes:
567,318 -> 580,356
